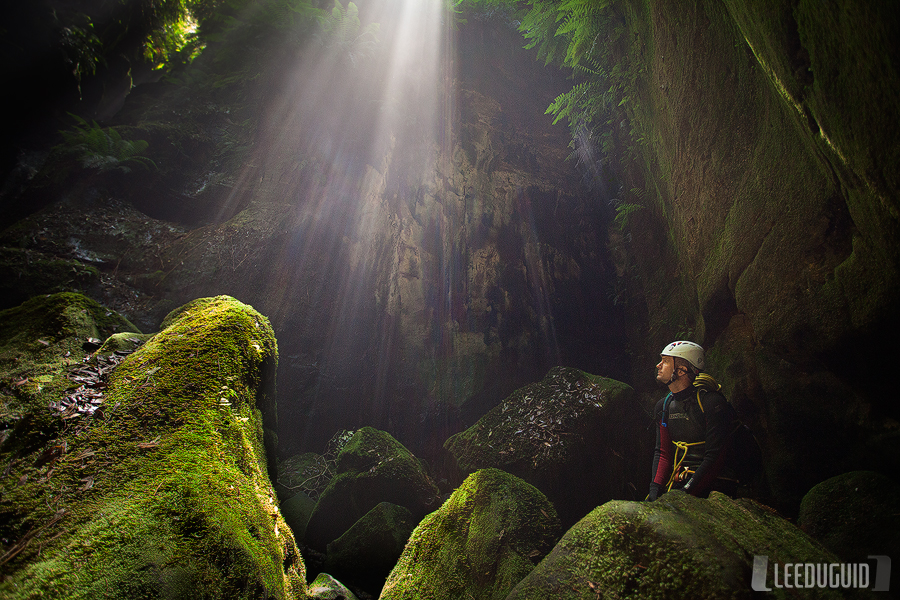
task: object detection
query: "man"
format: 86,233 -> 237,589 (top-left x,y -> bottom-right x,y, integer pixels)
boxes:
647,341 -> 737,501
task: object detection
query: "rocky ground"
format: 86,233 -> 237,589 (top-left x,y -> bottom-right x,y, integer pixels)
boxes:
2,294 -> 895,598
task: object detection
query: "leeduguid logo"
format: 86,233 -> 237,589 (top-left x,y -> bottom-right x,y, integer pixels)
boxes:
751,555 -> 891,591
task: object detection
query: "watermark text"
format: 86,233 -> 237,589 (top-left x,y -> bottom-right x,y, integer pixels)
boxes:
751,555 -> 891,592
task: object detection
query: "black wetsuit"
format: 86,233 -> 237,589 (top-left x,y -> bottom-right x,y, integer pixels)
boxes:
648,386 -> 736,500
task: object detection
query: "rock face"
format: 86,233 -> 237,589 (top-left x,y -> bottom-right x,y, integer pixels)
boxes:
0,11 -> 629,461
0,295 -> 307,599
606,0 -> 900,513
507,491 -> 845,600
445,366 -> 649,527
304,427 -> 440,551
380,468 -> 561,600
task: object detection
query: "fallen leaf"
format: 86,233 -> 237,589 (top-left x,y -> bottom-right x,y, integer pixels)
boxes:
137,437 -> 161,449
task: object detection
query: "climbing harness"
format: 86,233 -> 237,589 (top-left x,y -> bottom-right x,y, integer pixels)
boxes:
662,373 -> 726,492
666,440 -> 704,491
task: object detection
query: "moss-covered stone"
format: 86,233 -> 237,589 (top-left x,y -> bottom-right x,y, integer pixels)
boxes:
305,427 -> 440,550
0,292 -> 139,432
444,366 -> 648,527
508,490 -> 846,600
96,331 -> 155,355
324,502 -> 415,593
308,573 -> 359,600
798,471 -> 900,564
380,468 -> 561,600
276,451 -> 331,502
0,295 -> 307,599
600,0 -> 900,516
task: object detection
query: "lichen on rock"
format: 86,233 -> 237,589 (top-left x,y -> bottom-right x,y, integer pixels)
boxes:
308,572 -> 359,600
0,294 -> 307,599
380,467 -> 561,600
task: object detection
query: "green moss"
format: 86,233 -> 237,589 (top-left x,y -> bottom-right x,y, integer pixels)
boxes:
304,427 -> 440,550
0,292 -> 139,435
0,295 -> 307,599
281,492 -> 316,541
96,332 -> 155,355
381,468 -> 561,600
508,491 -> 843,600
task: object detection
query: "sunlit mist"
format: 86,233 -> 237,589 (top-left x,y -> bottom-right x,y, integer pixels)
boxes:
199,0 -> 577,453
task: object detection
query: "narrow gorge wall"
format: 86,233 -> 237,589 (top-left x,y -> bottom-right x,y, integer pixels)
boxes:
610,0 -> 899,511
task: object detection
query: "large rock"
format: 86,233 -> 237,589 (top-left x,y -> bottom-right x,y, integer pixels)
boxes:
276,451 -> 331,502
308,573 -> 359,600
304,427 -> 440,550
0,295 -> 307,599
799,471 -> 900,564
380,468 -> 561,600
444,366 -> 649,527
507,491 -> 847,600
325,502 -> 416,593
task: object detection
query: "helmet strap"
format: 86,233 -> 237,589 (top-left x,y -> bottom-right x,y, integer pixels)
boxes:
666,365 -> 684,385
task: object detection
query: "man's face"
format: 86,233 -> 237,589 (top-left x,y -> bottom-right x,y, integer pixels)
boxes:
656,355 -> 674,385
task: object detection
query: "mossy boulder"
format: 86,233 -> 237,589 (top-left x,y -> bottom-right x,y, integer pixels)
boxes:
0,292 -> 140,463
444,366 -> 648,527
304,427 -> 440,550
798,471 -> 900,563
276,451 -> 331,502
324,502 -> 416,593
308,573 -> 359,600
282,492 -> 316,541
0,295 -> 308,599
507,491 -> 845,600
96,331 -> 154,355
380,468 -> 561,600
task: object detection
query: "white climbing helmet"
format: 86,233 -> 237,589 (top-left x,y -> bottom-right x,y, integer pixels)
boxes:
660,341 -> 705,371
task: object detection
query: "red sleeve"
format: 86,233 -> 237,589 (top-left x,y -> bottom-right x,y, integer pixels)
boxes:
652,421 -> 673,486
